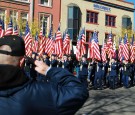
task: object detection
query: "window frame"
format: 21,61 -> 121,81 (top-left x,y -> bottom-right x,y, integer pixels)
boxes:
86,10 -> 99,25
38,0 -> 52,7
105,14 -> 116,27
39,12 -> 52,35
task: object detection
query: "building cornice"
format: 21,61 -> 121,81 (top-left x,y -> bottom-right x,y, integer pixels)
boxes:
84,0 -> 135,12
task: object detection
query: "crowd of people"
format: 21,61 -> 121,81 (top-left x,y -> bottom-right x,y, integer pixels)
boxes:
23,52 -> 135,90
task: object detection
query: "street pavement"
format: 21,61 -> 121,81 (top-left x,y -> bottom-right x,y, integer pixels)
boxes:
76,86 -> 135,115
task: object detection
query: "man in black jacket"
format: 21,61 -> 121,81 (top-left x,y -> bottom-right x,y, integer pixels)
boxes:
0,35 -> 89,115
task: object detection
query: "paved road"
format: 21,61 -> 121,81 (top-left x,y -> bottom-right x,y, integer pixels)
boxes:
76,87 -> 135,115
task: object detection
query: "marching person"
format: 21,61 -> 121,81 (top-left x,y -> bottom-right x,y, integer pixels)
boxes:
50,54 -> 58,67
122,59 -> 131,88
79,54 -> 88,88
108,57 -> 118,89
0,35 -> 89,115
42,53 -> 50,66
94,60 -> 104,90
63,54 -> 70,72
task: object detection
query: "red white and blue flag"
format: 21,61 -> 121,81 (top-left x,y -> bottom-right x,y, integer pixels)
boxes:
32,32 -> 39,53
55,24 -> 63,58
123,34 -> 129,61
24,22 -> 32,56
13,25 -> 19,35
91,31 -> 101,61
0,19 -> 5,38
5,18 -> 13,35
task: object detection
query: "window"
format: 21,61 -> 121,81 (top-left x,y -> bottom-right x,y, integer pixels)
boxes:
10,10 -> 17,23
68,6 -> 81,41
122,17 -> 132,29
21,12 -> 28,33
105,14 -> 116,27
39,0 -> 52,6
0,8 -> 5,19
39,13 -> 51,35
86,10 -> 98,24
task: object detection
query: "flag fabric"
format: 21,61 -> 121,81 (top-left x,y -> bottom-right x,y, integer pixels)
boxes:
0,19 -> 5,38
107,32 -> 113,48
130,35 -> 135,63
122,34 -> 129,61
32,32 -> 39,53
101,39 -> 107,62
107,32 -> 113,59
81,28 -> 86,56
24,22 -> 32,56
5,18 -> 13,35
118,37 -> 123,62
45,26 -> 54,55
63,32 -> 71,55
76,30 -> 82,61
91,31 -> 101,61
13,25 -> 19,35
55,24 -> 63,58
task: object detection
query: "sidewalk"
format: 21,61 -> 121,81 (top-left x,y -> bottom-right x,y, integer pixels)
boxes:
76,87 -> 135,115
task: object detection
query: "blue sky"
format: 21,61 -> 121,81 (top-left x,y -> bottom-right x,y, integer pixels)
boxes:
126,0 -> 135,29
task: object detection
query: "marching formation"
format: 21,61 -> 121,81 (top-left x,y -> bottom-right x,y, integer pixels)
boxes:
0,18 -> 135,90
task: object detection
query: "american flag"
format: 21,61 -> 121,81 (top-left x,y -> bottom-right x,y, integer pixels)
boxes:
101,39 -> 107,62
118,37 -> 123,62
91,31 -> 101,61
130,35 -> 135,63
45,26 -> 54,55
123,34 -> 129,61
32,32 -> 39,53
0,19 -> 5,38
76,30 -> 82,61
5,18 -> 13,35
55,24 -> 63,58
13,25 -> 19,35
63,31 -> 71,55
38,21 -> 46,57
81,28 -> 86,56
24,22 -> 32,56
107,32 -> 113,48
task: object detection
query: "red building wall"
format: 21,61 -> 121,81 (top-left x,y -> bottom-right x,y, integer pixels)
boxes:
0,0 -> 30,20
34,0 -> 61,33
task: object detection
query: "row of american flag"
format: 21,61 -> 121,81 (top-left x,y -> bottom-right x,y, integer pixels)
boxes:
0,18 -> 135,63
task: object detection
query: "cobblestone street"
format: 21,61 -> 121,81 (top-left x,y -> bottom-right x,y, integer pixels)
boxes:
76,87 -> 135,115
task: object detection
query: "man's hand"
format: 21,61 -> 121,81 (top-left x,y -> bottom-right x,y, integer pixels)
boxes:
34,60 -> 50,75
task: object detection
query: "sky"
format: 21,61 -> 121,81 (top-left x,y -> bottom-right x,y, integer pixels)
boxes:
126,0 -> 135,29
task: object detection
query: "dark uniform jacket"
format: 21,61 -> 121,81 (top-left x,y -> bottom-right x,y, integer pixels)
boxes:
50,59 -> 58,67
80,61 -> 88,76
44,58 -> 50,66
0,67 -> 89,115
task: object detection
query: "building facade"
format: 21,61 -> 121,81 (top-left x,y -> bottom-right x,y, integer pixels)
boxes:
60,0 -> 134,44
0,0 -> 31,30
0,0 -> 61,34
33,0 -> 61,34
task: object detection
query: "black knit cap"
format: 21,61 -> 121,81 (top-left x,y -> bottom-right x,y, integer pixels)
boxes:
0,35 -> 25,56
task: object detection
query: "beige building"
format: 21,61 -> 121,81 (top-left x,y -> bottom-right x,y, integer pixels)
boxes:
60,0 -> 134,45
